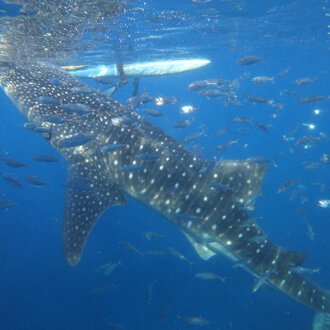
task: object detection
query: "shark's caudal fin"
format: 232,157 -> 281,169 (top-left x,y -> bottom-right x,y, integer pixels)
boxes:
63,160 -> 127,266
268,267 -> 330,313
180,158 -> 330,314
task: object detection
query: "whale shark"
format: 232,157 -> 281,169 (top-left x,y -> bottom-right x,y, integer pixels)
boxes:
1,61 -> 330,315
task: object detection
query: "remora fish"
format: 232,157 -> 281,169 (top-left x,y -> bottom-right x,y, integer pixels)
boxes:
2,62 -> 330,315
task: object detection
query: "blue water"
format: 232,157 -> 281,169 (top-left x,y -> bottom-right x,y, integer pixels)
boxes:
0,1 -> 329,329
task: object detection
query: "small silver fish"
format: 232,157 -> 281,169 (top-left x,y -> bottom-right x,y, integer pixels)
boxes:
168,247 -> 193,265
176,214 -> 203,222
248,234 -> 268,244
120,165 -> 145,172
1,157 -> 29,168
31,154 -> 61,163
0,200 -> 18,210
253,271 -> 272,293
100,144 -> 124,153
146,278 -> 158,306
237,54 -> 266,66
195,272 -> 226,282
232,258 -> 252,268
176,315 -> 210,326
58,132 -> 93,148
291,266 -> 321,275
34,95 -> 61,105
135,154 -> 160,161
88,285 -> 114,295
141,231 -> 166,240
41,115 -> 67,124
62,103 -> 94,115
120,241 -> 144,256
3,176 -> 24,190
24,175 -> 49,187
111,116 -> 138,126
23,123 -> 51,133
61,179 -> 94,192
208,182 -> 233,191
104,260 -> 121,276
251,76 -> 274,85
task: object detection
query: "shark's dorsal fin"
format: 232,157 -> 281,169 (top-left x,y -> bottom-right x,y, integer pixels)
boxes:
280,247 -> 308,267
63,161 -> 127,266
183,232 -> 216,260
207,160 -> 267,206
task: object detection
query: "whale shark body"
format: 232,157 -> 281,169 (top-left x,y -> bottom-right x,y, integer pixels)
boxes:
1,61 -> 330,315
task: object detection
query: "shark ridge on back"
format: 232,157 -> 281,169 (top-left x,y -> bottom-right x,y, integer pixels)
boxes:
1,61 -> 330,315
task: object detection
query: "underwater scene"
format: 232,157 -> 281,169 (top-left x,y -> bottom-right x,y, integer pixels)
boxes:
0,1 -> 329,329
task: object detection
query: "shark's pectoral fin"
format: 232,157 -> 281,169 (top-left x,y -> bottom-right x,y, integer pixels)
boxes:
63,161 -> 127,266
183,232 -> 216,260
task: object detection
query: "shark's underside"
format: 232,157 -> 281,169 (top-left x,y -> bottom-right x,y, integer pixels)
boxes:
1,61 -> 329,314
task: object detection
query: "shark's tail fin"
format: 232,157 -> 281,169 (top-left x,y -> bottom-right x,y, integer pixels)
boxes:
267,268 -> 330,313
244,239 -> 330,313
197,158 -> 330,314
